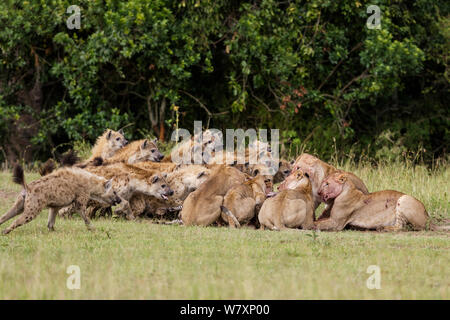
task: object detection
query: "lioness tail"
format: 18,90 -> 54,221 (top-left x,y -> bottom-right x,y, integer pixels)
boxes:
220,205 -> 241,228
431,224 -> 450,231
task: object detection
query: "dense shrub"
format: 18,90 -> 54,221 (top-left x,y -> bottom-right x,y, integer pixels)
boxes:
0,0 -> 448,163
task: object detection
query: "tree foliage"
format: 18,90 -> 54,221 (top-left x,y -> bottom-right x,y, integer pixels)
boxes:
0,0 -> 448,162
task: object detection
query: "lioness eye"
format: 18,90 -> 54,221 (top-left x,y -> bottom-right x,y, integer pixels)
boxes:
162,184 -> 166,188
116,138 -> 120,141
151,149 -> 155,153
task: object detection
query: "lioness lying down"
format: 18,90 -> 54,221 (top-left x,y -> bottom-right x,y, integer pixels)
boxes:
259,169 -> 315,231
315,171 -> 449,231
181,165 -> 246,226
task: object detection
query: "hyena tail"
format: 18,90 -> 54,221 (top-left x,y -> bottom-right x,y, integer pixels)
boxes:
92,157 -> 104,166
39,159 -> 56,176
12,164 -> 27,190
78,156 -> 103,169
60,150 -> 80,167
220,205 -> 241,228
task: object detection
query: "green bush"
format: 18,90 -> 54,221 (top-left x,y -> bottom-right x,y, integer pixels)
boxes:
0,0 -> 448,163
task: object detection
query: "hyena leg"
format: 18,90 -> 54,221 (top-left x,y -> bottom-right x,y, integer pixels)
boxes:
2,207 -> 40,235
74,196 -> 94,231
78,204 -> 95,231
86,205 -> 98,219
59,203 -> 78,218
114,198 -> 133,220
97,206 -> 112,218
0,193 -> 25,225
47,207 -> 60,231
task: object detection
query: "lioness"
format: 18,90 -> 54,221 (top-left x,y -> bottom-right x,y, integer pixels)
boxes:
180,165 -> 246,226
315,171 -> 449,231
259,169 -> 314,230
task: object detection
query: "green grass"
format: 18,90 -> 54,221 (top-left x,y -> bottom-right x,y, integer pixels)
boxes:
0,162 -> 448,299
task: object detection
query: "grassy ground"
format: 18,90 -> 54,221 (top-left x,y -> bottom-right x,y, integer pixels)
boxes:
0,163 -> 448,299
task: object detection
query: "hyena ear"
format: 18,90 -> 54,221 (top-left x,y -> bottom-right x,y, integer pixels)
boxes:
162,172 -> 168,179
118,129 -> 124,136
152,137 -> 158,144
197,171 -> 206,179
151,175 -> 159,184
278,161 -> 283,167
245,162 -> 249,168
290,159 -> 295,165
141,140 -> 149,149
104,179 -> 112,190
106,130 -> 112,140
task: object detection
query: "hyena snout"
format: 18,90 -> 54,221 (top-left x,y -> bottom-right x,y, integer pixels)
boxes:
150,149 -> 164,162
160,185 -> 174,200
156,152 -> 164,162
105,191 -> 121,205
113,193 -> 122,205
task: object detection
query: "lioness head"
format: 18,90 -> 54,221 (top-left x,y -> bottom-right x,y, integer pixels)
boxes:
283,168 -> 310,190
318,172 -> 348,202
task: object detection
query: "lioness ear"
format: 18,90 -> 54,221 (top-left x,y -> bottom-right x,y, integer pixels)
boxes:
151,175 -> 159,184
118,129 -> 124,136
152,137 -> 158,144
141,140 -> 149,149
245,162 -> 249,168
253,169 -> 260,176
106,130 -> 112,140
337,174 -> 347,183
290,159 -> 295,165
304,172 -> 310,178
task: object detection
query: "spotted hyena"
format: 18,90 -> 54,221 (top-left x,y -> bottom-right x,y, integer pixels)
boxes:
0,165 -> 121,234
60,162 -> 173,220
88,129 -> 128,161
